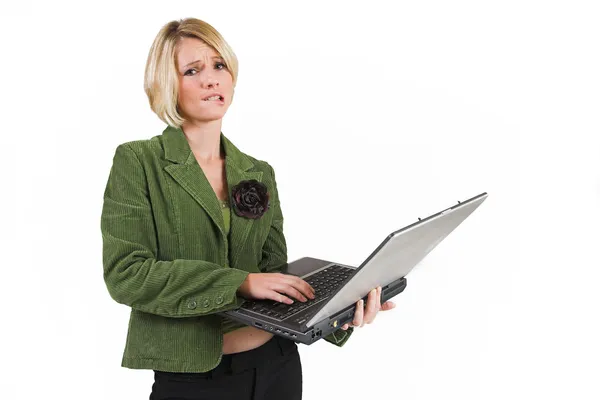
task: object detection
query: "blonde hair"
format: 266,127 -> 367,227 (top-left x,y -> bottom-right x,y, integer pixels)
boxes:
144,18 -> 239,128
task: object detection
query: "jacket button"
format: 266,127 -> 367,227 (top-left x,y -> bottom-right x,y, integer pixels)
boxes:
203,299 -> 211,308
216,295 -> 224,305
187,300 -> 197,309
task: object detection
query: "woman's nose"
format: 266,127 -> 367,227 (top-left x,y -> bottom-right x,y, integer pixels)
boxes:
200,73 -> 219,88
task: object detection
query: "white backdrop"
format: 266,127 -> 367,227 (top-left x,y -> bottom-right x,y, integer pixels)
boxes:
1,1 -> 599,399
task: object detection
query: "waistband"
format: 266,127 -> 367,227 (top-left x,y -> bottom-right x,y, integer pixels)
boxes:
154,335 -> 298,379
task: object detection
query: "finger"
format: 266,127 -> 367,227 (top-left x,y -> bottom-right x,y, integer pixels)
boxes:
341,323 -> 349,330
381,301 -> 396,311
307,280 -> 316,294
270,291 -> 294,304
353,299 -> 364,327
288,276 -> 315,299
287,274 -> 314,292
364,288 -> 378,326
275,284 -> 308,302
298,277 -> 316,298
369,286 -> 382,324
272,275 -> 310,302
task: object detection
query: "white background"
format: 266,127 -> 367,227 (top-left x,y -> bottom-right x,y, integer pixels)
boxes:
1,1 -> 599,399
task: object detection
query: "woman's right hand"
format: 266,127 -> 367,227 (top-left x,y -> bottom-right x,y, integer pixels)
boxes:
237,273 -> 316,304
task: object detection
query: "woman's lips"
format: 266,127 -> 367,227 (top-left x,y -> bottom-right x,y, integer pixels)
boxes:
203,98 -> 224,104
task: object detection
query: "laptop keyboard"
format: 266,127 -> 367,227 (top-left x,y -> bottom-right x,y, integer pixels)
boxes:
240,264 -> 354,322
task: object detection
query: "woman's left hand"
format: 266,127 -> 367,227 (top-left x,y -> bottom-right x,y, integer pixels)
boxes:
340,286 -> 396,330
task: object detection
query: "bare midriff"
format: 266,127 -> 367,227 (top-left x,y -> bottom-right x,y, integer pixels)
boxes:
222,327 -> 274,354
196,155 -> 275,355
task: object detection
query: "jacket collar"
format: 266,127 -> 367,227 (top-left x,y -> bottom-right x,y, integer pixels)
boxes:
160,125 -> 264,267
162,124 -> 254,171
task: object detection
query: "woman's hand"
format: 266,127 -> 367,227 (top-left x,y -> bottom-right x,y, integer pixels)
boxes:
340,286 -> 396,330
237,273 -> 316,304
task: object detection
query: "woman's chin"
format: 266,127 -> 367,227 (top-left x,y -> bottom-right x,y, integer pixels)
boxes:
187,111 -> 228,123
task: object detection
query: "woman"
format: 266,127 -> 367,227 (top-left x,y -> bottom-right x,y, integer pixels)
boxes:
100,18 -> 396,400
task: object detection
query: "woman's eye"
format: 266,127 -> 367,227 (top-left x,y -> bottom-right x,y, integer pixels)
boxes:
184,63 -> 226,76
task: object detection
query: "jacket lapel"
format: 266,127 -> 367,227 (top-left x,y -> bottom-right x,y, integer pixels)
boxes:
161,125 -> 263,265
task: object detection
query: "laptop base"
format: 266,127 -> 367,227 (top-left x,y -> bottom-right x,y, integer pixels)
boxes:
222,277 -> 407,345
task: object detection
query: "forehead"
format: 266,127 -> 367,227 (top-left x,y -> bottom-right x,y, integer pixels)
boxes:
175,37 -> 221,66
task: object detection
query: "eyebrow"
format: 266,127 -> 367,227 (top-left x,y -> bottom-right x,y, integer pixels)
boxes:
182,56 -> 224,68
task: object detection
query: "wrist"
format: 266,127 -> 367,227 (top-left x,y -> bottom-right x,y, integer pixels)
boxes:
237,273 -> 252,296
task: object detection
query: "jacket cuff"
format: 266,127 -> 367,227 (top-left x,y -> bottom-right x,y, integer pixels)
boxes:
323,326 -> 354,347
181,269 -> 250,316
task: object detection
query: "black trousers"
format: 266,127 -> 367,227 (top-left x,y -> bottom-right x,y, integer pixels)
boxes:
149,335 -> 302,400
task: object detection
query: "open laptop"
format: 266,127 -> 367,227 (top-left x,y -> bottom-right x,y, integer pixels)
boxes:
218,192 -> 488,345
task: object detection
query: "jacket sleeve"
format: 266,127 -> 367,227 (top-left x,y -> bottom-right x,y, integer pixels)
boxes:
323,326 -> 354,347
258,163 -> 354,347
257,163 -> 288,274
101,143 -> 249,318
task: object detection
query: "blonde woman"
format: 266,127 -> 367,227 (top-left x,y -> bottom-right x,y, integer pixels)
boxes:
100,18 -> 396,400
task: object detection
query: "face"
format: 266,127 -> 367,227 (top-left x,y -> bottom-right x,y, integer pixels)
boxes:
175,37 -> 234,124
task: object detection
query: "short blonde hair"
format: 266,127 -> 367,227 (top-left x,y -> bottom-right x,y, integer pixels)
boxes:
144,18 -> 239,128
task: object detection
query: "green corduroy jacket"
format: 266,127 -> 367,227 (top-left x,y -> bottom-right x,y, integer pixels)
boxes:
100,125 -> 353,373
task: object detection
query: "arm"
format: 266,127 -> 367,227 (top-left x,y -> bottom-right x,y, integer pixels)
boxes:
101,144 -> 249,318
257,163 -> 354,347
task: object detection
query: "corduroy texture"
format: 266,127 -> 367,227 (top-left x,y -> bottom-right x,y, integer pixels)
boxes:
101,125 -> 353,373
220,201 -> 248,334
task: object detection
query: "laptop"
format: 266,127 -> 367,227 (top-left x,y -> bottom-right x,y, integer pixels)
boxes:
218,192 -> 488,345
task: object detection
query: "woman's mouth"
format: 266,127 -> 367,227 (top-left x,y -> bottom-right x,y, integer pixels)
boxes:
202,95 -> 224,103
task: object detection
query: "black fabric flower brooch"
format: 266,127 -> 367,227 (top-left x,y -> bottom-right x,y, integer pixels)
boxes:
231,179 -> 270,219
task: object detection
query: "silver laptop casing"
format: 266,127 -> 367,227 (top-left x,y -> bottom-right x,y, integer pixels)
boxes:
305,192 -> 488,327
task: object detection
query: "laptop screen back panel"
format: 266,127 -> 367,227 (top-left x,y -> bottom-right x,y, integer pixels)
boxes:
305,193 -> 488,327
